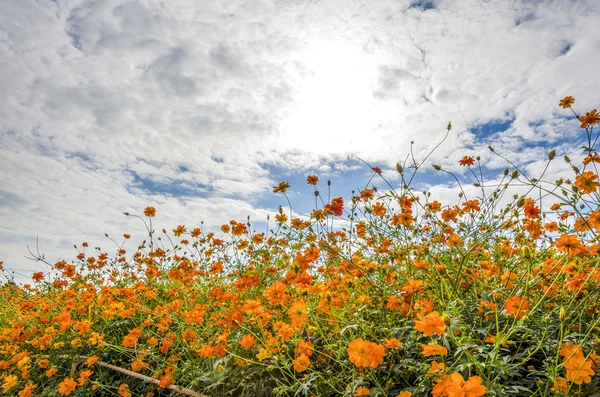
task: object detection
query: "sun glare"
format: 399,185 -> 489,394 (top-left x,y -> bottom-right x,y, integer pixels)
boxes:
282,39 -> 378,155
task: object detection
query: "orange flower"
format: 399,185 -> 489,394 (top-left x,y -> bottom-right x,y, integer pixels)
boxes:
57,378 -> 77,395
391,211 -> 413,226
462,200 -> 480,213
2,375 -> 18,392
307,175 -> 319,185
46,367 -> 59,378
17,383 -> 36,397
414,311 -> 447,336
459,156 -> 475,166
143,207 -> 156,217
355,386 -> 371,396
372,202 -> 387,216
446,374 -> 487,397
575,171 -> 600,194
555,234 -> 585,257
118,383 -> 132,397
347,338 -> 386,368
579,109 -> 600,129
76,370 -> 93,386
293,354 -> 310,372
295,340 -> 314,357
583,152 -> 600,165
430,360 -> 446,374
239,334 -> 256,350
428,201 -> 442,213
559,96 -> 575,108
504,296 -> 530,319
396,392 -> 412,397
524,204 -> 541,219
173,225 -> 187,237
384,338 -> 402,349
551,377 -> 568,393
421,342 -> 448,357
442,208 -> 458,222
276,323 -> 295,342
325,197 -> 344,216
273,181 -> 291,193
564,356 -> 594,384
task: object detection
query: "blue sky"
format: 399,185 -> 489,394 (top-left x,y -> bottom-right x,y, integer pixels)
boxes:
1,0 -> 598,283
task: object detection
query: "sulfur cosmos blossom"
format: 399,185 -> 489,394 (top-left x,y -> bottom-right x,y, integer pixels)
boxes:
239,334 -> 256,350
414,311 -> 447,336
293,354 -> 310,372
143,206 -> 156,217
57,378 -> 77,396
559,96 -> 575,108
564,355 -> 595,384
555,234 -> 585,257
325,197 -> 344,216
2,375 -> 18,393
273,181 -> 291,193
504,295 -> 530,319
579,109 -> 600,129
459,156 -> 475,166
347,338 -> 386,368
421,342 -> 448,357
574,171 -> 600,194
307,175 -> 319,185
355,386 -> 371,396
372,166 -> 383,175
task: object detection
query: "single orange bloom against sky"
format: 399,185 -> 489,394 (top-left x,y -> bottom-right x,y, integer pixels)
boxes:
462,199 -> 480,213
559,96 -> 574,108
575,171 -> 600,194
143,206 -> 156,217
273,181 -> 291,193
325,197 -> 344,216
579,109 -> 600,129
307,175 -> 318,185
459,156 -> 475,166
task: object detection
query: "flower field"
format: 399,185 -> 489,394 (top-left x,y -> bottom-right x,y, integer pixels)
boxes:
1,98 -> 600,396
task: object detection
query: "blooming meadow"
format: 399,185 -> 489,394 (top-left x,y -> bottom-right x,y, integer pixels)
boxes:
1,98 -> 600,396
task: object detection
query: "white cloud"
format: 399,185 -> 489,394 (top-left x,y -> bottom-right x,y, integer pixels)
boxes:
1,0 -> 599,282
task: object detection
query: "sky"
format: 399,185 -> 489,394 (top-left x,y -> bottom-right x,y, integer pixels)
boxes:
1,0 -> 599,283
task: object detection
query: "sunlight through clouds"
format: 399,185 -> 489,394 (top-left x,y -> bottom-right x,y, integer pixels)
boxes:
281,38 -> 380,154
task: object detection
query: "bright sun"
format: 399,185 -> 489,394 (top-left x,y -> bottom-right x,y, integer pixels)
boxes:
282,38 -> 379,155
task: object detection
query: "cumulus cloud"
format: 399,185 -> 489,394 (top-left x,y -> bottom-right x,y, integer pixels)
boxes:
1,0 -> 599,282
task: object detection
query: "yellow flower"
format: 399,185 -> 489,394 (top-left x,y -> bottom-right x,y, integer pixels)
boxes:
2,375 -> 18,392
